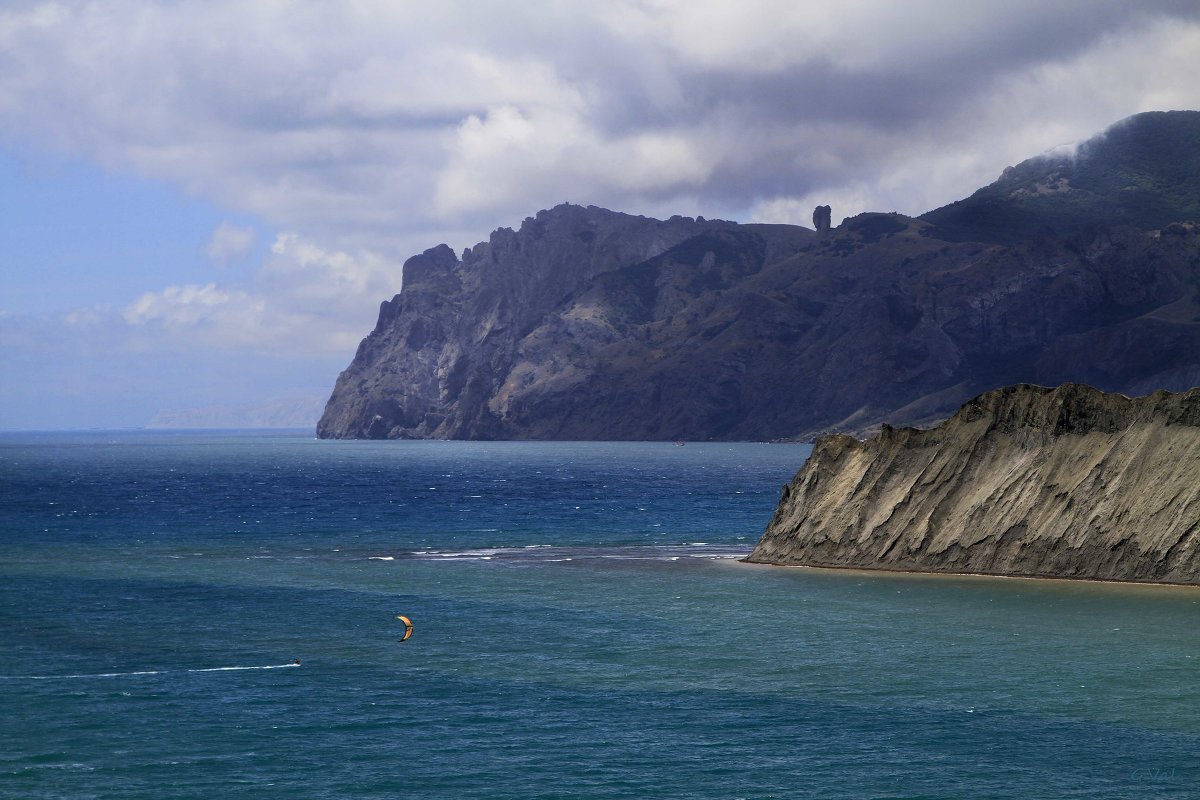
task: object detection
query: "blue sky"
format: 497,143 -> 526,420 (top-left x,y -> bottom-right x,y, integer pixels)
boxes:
2,1 -> 1199,429
0,149 -> 351,428
0,151 -> 265,314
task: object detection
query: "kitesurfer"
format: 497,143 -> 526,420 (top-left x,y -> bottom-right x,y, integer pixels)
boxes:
397,614 -> 413,642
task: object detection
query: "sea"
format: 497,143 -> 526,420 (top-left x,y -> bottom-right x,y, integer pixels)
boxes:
1,431 -> 1197,799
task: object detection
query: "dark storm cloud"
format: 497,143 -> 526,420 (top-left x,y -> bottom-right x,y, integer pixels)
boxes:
564,1 -> 1200,215
4,0 -> 1197,241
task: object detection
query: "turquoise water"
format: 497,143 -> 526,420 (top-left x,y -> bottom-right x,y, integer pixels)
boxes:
1,432 -> 1197,799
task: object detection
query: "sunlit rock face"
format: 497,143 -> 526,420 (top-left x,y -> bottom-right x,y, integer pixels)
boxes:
316,204 -> 760,439
748,383 -> 1200,585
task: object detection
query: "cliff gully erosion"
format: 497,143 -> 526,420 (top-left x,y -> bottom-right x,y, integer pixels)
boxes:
748,383 -> 1200,585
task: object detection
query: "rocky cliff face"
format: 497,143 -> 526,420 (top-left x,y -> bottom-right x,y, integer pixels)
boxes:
747,383 -> 1200,584
317,205 -> 757,439
319,111 -> 1200,442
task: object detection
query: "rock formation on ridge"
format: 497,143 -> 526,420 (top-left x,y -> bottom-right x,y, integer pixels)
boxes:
746,383 -> 1200,584
812,204 -> 831,233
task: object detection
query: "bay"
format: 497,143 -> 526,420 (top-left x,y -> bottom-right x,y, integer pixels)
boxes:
1,432 -> 1197,799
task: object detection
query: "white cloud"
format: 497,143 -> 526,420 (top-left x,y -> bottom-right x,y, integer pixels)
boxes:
123,283 -> 257,328
205,222 -> 256,265
316,48 -> 582,122
264,231 -> 402,319
64,304 -> 113,328
119,282 -> 296,354
109,233 -> 400,357
433,105 -> 711,218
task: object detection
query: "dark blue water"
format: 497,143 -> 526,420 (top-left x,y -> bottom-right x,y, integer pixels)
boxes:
1,432 -> 1197,799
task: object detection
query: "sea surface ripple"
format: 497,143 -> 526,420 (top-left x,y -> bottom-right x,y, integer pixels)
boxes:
1,432 -> 1197,799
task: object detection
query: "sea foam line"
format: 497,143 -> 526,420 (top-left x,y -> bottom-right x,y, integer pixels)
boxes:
0,663 -> 300,680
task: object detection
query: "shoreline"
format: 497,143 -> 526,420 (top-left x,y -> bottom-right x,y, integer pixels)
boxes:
734,557 -> 1200,591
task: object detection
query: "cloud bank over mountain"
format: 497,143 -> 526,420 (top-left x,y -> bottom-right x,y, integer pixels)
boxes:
4,2 -> 1199,245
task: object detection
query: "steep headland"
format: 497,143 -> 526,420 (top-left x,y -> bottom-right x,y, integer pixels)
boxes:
746,383 -> 1200,585
317,206 -> 811,439
319,111 -> 1200,441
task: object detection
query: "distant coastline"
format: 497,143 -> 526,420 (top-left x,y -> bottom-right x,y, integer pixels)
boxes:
147,391 -> 327,430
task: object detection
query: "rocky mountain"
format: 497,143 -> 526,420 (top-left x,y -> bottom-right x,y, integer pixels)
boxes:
746,383 -> 1200,585
319,111 -> 1200,441
317,206 -> 792,438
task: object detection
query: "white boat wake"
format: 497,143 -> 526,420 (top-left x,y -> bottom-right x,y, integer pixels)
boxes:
1,663 -> 301,680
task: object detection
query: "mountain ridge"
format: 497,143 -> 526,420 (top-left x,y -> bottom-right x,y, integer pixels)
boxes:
319,111 -> 1200,441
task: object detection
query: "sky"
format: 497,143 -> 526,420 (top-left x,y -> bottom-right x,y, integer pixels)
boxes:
2,0 -> 1200,429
